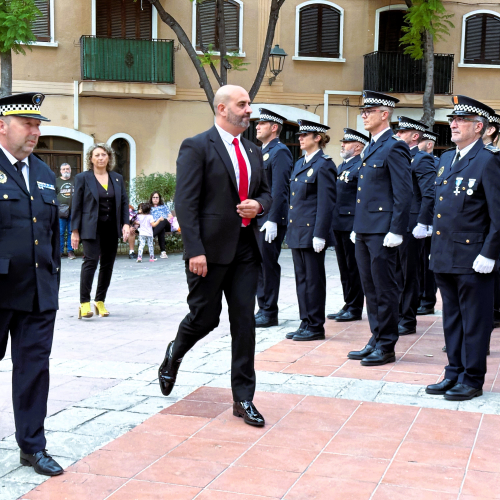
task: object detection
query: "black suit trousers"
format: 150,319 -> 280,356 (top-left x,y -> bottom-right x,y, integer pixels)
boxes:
256,225 -> 287,316
355,233 -> 399,352
172,227 -> 260,402
0,306 -> 56,454
493,260 -> 500,324
435,272 -> 493,389
333,230 -> 364,316
419,237 -> 437,309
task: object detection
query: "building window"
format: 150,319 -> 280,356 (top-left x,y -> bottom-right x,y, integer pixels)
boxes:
194,0 -> 242,53
31,0 -> 50,42
463,12 -> 500,65
96,0 -> 153,39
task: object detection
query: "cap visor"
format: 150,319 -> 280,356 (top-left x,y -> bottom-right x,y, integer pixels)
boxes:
12,113 -> 51,122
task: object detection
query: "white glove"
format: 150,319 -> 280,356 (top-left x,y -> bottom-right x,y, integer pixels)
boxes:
260,220 -> 278,243
412,223 -> 428,239
426,226 -> 433,237
350,231 -> 356,244
473,254 -> 495,274
313,237 -> 326,253
383,232 -> 403,247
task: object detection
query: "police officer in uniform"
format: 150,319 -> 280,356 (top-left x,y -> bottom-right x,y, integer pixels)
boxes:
348,91 -> 412,366
255,108 -> 293,327
425,95 -> 500,401
286,120 -> 337,341
0,93 -> 63,475
328,128 -> 369,322
395,117 -> 436,336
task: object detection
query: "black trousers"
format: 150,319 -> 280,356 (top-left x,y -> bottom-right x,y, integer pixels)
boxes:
80,220 -> 118,303
355,233 -> 399,352
153,219 -> 171,252
419,237 -> 437,309
172,227 -> 260,402
291,247 -> 326,333
256,224 -> 287,316
493,260 -> 500,325
435,272 -> 493,389
333,230 -> 364,316
0,306 -> 56,454
397,233 -> 424,330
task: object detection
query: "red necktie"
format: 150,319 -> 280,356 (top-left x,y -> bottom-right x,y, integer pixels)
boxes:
233,138 -> 250,227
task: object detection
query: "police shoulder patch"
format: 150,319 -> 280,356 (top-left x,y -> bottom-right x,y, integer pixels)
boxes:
392,135 -> 404,141
484,143 -> 500,154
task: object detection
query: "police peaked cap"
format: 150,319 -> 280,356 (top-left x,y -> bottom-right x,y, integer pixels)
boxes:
489,113 -> 500,125
258,108 -> 287,125
396,116 -> 429,133
447,95 -> 495,120
340,128 -> 369,145
360,90 -> 399,109
296,119 -> 330,135
422,130 -> 439,142
0,92 -> 50,121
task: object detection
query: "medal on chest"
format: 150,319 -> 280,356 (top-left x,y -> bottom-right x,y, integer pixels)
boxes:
467,178 -> 476,196
454,177 -> 463,196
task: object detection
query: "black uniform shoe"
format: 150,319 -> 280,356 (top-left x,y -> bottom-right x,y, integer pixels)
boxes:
336,311 -> 362,322
255,315 -> 279,328
327,308 -> 347,320
425,378 -> 456,395
129,252 -> 137,259
444,383 -> 483,401
286,327 -> 303,339
255,310 -> 264,320
417,306 -> 435,315
361,349 -> 396,366
398,325 -> 417,336
442,345 -> 447,352
158,341 -> 182,396
233,401 -> 265,427
347,344 -> 375,360
293,329 -> 325,341
20,450 -> 63,476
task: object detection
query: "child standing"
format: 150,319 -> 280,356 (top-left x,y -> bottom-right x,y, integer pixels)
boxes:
136,203 -> 164,262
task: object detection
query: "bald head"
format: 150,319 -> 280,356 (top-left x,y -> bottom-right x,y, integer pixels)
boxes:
214,85 -> 252,136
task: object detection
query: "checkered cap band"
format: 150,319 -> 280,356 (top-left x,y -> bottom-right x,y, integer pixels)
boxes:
489,115 -> 500,125
453,104 -> 490,119
398,121 -> 427,132
343,133 -> 368,145
422,132 -> 437,140
0,103 -> 40,115
299,124 -> 328,133
363,97 -> 396,108
259,113 -> 284,125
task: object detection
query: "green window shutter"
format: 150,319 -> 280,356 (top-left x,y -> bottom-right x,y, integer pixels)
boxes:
299,4 -> 341,58
197,0 -> 240,52
32,0 -> 50,42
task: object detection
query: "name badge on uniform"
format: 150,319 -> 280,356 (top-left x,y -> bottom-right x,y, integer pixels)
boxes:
307,168 -> 314,177
0,171 -> 6,184
263,153 -> 269,161
467,178 -> 476,195
37,181 -> 55,190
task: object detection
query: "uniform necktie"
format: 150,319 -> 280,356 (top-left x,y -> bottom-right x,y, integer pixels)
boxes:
452,151 -> 461,165
232,138 -> 250,227
365,140 -> 375,157
14,161 -> 27,186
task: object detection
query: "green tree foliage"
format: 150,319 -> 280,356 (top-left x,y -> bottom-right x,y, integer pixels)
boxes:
130,171 -> 177,207
0,0 -> 41,55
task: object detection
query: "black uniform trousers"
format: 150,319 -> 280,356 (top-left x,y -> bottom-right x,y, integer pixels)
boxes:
397,234 -> 425,330
355,233 -> 399,352
172,227 -> 260,402
256,225 -> 287,317
435,272 -> 493,389
0,304 -> 56,454
419,237 -> 437,309
493,260 -> 500,326
333,230 -> 364,317
80,219 -> 118,303
291,248 -> 326,333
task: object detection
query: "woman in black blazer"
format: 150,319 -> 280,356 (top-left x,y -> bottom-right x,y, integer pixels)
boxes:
71,143 -> 130,319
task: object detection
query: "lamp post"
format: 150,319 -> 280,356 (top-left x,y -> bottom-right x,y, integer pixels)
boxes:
268,44 -> 287,86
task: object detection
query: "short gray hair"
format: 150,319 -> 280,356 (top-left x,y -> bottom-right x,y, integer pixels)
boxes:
477,116 -> 488,135
85,143 -> 116,172
379,106 -> 394,121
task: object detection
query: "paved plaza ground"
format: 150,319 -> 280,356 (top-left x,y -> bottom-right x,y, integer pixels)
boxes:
1,250 -> 500,499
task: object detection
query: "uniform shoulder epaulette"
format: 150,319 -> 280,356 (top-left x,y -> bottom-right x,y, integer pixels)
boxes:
322,154 -> 332,159
392,135 -> 404,141
442,147 -> 455,153
484,143 -> 500,154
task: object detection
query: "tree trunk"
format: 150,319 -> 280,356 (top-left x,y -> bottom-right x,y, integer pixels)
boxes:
216,0 -> 228,85
421,29 -> 435,127
0,50 -> 12,97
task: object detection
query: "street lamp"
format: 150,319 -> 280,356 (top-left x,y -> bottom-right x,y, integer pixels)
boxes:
268,44 -> 287,86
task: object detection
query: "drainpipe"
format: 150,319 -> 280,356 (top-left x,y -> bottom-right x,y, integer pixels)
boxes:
74,80 -> 79,130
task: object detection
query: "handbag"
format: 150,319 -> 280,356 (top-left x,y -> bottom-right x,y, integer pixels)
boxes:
59,203 -> 70,219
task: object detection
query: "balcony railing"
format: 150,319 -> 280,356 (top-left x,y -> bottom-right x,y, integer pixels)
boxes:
81,36 -> 175,84
363,52 -> 454,95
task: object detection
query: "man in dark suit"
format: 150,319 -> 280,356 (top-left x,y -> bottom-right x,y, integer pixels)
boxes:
348,91 -> 412,366
395,117 -> 436,336
426,95 -> 500,401
158,85 -> 272,426
0,93 -> 63,476
328,128 -> 369,323
255,108 -> 293,328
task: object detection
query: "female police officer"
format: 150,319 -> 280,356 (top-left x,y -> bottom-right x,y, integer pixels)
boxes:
285,120 -> 337,341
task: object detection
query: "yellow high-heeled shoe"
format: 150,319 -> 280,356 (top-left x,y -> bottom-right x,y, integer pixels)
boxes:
94,301 -> 110,317
78,302 -> 93,319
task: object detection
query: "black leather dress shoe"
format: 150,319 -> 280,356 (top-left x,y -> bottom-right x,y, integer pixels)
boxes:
444,383 -> 483,401
336,311 -> 362,322
233,401 -> 265,427
293,329 -> 325,341
327,308 -> 346,320
158,341 -> 182,396
417,306 -> 435,315
398,325 -> 416,336
286,327 -> 303,340
255,315 -> 279,328
20,450 -> 63,476
361,349 -> 396,366
347,344 -> 375,360
425,378 -> 456,395
255,310 -> 264,320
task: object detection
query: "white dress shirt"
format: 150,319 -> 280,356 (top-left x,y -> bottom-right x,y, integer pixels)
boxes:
456,139 -> 479,161
371,127 -> 392,143
304,148 -> 321,163
0,144 -> 30,191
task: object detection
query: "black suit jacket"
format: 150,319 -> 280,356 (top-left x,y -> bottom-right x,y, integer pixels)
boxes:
175,126 -> 272,265
0,150 -> 60,312
71,170 -> 129,239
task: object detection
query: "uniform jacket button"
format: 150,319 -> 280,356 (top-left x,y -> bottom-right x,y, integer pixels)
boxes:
379,207 -> 382,211
30,196 -> 34,200
358,187 -> 361,191
466,239 -> 470,243
33,217 -> 37,222
444,180 -> 447,184
35,240 -> 38,245
357,199 -> 361,203
36,263 -> 39,268
436,231 -> 441,235
437,214 -> 441,218
439,197 -> 443,201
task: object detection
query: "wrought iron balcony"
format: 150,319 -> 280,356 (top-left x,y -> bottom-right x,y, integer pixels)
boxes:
363,51 -> 454,95
80,36 -> 175,84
